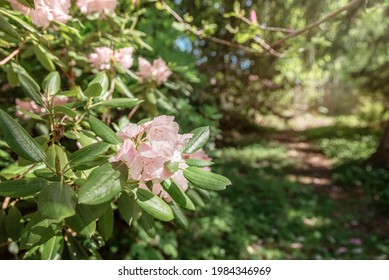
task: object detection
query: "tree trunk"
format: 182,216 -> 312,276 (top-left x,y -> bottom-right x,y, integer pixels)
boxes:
369,120 -> 389,168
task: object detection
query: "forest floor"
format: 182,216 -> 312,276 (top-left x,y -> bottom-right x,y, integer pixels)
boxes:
106,118 -> 389,260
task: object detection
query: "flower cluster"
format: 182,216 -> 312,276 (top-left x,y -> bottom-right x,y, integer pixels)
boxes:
138,57 -> 172,85
88,47 -> 134,71
8,0 -> 71,28
110,116 -> 193,201
77,0 -> 117,16
15,96 -> 69,119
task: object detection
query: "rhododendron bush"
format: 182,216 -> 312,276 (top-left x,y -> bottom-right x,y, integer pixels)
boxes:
0,0 -> 230,259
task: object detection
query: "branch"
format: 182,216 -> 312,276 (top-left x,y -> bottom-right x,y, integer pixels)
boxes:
237,14 -> 292,33
159,0 -> 284,57
0,41 -> 26,66
271,0 -> 362,48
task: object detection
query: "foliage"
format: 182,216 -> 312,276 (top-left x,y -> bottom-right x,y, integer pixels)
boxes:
0,0 -> 230,259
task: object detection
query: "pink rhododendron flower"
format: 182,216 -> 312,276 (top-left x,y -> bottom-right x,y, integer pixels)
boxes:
77,0 -> 117,15
137,57 -> 172,85
114,47 -> 134,70
88,47 -> 134,70
15,96 -> 69,119
110,115 -> 193,202
9,0 -> 71,28
88,47 -> 114,70
250,10 -> 257,23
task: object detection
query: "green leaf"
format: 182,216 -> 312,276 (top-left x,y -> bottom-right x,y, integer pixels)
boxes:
171,202 -> 188,229
16,108 -> 45,121
65,203 -> 109,237
0,177 -> 49,197
40,234 -> 63,260
184,166 -> 231,191
97,98 -> 142,109
42,72 -> 61,96
17,0 -> 34,9
0,210 -> 7,244
5,206 -> 23,241
0,8 -> 38,34
65,232 -> 89,260
186,189 -> 205,207
53,106 -> 77,118
38,183 -> 77,221
138,212 -> 156,238
88,115 -> 122,145
77,162 -> 122,205
20,213 -> 59,249
0,14 -> 21,41
185,158 -> 214,167
84,83 -> 102,98
11,63 -> 44,106
161,180 -> 195,210
69,141 -> 110,170
97,206 -> 113,241
7,65 -> 19,87
183,126 -> 210,154
89,72 -> 109,93
115,77 -> 134,98
135,188 -> 174,222
34,44 -> 55,71
117,191 -> 136,225
53,145 -> 73,177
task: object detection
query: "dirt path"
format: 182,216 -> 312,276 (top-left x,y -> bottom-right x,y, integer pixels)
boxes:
271,131 -> 354,200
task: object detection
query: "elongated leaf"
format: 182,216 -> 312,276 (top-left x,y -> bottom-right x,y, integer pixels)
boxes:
12,64 -> 44,106
69,142 -> 110,170
135,188 -> 174,222
97,98 -> 142,109
0,177 -> 49,197
53,145 -> 73,177
17,0 -> 34,8
185,158 -> 214,167
89,72 -> 109,93
186,189 -> 205,207
38,183 -> 77,221
65,203 -> 109,237
183,127 -> 210,154
42,72 -> 60,96
0,14 -> 20,41
7,65 -> 19,87
115,77 -> 134,98
34,45 -> 55,71
84,83 -> 102,98
5,206 -> 23,241
0,210 -> 6,243
88,115 -> 122,145
138,212 -> 156,238
0,109 -> 46,162
0,9 -> 38,33
53,106 -> 77,118
117,191 -> 135,225
161,180 -> 195,210
77,162 -> 122,205
65,232 -> 89,260
184,166 -> 231,191
171,202 -> 188,229
97,206 -> 113,241
40,234 -> 63,260
20,213 -> 59,249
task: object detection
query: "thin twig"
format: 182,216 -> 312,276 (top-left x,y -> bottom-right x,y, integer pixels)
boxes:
0,41 -> 26,66
1,197 -> 10,210
238,14 -> 292,33
160,0 -> 282,56
271,0 -> 362,48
